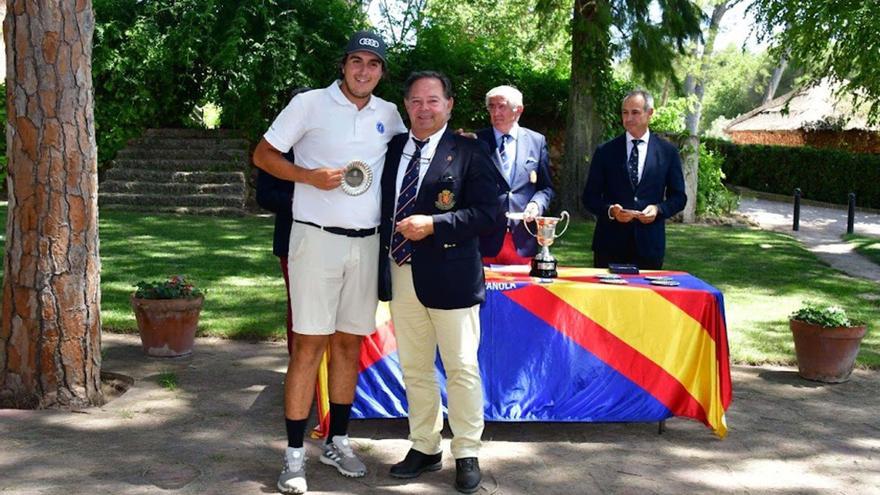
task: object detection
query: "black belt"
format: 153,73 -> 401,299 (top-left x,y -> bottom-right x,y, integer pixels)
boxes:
295,220 -> 379,238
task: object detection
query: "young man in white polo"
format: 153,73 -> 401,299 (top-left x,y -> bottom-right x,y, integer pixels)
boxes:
252,31 -> 406,495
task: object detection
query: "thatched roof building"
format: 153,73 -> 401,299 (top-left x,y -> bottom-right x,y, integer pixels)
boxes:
724,79 -> 880,153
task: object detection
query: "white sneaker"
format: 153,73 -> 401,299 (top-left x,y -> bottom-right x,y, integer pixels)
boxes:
277,447 -> 307,494
319,435 -> 367,477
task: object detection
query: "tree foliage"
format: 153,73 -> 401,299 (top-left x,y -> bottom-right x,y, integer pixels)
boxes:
378,0 -> 568,134
700,46 -> 799,130
750,0 -> 880,122
92,0 -> 364,163
555,0 -> 703,214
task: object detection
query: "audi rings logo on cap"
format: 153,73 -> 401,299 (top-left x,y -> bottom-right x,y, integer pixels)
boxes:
359,37 -> 380,48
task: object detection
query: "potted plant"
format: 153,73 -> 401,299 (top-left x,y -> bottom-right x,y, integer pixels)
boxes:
789,302 -> 867,383
131,275 -> 205,357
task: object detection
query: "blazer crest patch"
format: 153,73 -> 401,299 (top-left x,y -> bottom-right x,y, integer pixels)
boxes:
435,189 -> 456,210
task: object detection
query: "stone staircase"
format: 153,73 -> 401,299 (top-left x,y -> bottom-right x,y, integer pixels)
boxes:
100,128 -> 250,215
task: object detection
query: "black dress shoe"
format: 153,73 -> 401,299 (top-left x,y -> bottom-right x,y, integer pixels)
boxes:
389,449 -> 442,479
454,457 -> 481,493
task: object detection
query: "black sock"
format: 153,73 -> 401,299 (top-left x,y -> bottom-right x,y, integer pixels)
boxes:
285,417 -> 307,448
326,402 -> 352,444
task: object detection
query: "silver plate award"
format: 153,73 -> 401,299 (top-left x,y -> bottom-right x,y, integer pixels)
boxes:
340,160 -> 373,196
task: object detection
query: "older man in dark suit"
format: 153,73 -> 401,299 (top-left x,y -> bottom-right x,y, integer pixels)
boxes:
476,85 -> 555,265
582,89 -> 686,269
378,71 -> 500,494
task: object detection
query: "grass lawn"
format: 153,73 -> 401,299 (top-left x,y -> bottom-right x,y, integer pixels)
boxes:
0,203 -> 286,341
844,233 -> 880,266
0,204 -> 878,367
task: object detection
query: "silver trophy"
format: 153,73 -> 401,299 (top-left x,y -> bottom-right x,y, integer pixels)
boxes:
523,211 -> 570,278
340,160 -> 373,196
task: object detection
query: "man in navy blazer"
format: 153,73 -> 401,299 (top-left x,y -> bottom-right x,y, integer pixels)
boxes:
582,89 -> 686,269
378,71 -> 499,494
476,85 -> 555,264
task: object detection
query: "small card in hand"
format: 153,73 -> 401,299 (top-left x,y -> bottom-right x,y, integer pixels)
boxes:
608,263 -> 639,275
620,208 -> 643,217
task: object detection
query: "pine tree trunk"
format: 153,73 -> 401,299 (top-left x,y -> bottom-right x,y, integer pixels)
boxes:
561,0 -> 609,217
0,0 -> 102,408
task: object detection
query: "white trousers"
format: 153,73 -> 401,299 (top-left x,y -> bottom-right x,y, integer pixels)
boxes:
389,263 -> 484,459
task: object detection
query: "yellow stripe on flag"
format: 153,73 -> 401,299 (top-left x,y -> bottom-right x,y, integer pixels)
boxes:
311,344 -> 331,439
546,280 -> 725,436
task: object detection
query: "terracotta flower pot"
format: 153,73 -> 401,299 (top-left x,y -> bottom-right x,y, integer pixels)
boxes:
789,319 -> 867,383
131,295 -> 204,357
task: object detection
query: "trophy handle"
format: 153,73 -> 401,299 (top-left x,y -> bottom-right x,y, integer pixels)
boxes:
523,216 -> 537,238
554,211 -> 570,238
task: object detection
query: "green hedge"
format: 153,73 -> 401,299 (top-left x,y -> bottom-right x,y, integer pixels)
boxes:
704,138 -> 880,208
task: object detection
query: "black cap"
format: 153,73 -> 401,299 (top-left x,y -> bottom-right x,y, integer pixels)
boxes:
344,31 -> 387,64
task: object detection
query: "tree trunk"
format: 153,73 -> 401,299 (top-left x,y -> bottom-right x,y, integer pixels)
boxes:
0,1 -> 102,408
681,1 -> 732,223
561,0 -> 609,217
660,77 -> 671,107
763,51 -> 789,104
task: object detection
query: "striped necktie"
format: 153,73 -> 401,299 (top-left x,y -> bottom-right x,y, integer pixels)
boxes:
628,139 -> 643,188
499,134 -> 512,181
390,138 -> 428,266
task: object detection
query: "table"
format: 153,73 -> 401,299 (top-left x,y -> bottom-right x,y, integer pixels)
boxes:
349,267 -> 732,438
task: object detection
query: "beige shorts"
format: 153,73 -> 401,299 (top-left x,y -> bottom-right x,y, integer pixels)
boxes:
287,222 -> 379,336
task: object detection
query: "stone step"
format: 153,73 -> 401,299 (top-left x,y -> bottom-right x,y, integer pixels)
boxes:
142,128 -> 242,139
103,168 -> 245,184
99,204 -> 247,216
116,148 -> 250,161
99,192 -> 245,208
101,180 -> 245,196
111,158 -> 246,172
127,137 -> 250,150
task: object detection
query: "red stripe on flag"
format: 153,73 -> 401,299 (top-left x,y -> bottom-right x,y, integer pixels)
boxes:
359,320 -> 397,372
505,285 -> 711,426
650,288 -> 732,408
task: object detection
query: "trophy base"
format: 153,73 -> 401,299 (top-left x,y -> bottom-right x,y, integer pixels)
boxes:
530,258 -> 558,279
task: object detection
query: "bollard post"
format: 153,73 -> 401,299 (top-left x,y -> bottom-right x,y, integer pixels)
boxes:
793,188 -> 801,231
847,192 -> 856,235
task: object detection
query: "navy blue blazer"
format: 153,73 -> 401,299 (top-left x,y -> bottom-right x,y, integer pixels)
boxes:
379,130 -> 501,309
255,150 -> 295,257
581,133 -> 686,262
476,126 -> 555,258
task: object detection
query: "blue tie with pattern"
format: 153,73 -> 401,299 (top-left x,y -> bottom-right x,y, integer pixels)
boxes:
499,134 -> 512,181
628,139 -> 642,188
390,138 -> 428,266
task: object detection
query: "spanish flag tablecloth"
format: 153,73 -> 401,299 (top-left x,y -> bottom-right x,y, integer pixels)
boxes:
320,267 -> 732,438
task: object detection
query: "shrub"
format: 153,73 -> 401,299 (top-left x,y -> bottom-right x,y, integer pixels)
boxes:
134,275 -> 204,300
92,0 -> 364,164
697,146 -> 739,216
790,302 -> 859,328
704,138 -> 880,208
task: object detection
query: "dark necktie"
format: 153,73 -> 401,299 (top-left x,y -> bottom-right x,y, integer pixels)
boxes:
499,134 -> 512,180
628,139 -> 643,188
390,138 -> 428,266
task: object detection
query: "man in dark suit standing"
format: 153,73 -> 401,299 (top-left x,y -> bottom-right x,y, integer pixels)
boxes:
582,89 -> 686,269
378,71 -> 499,494
476,85 -> 555,264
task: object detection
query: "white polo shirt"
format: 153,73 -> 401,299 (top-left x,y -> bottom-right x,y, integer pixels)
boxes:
264,81 -> 406,229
